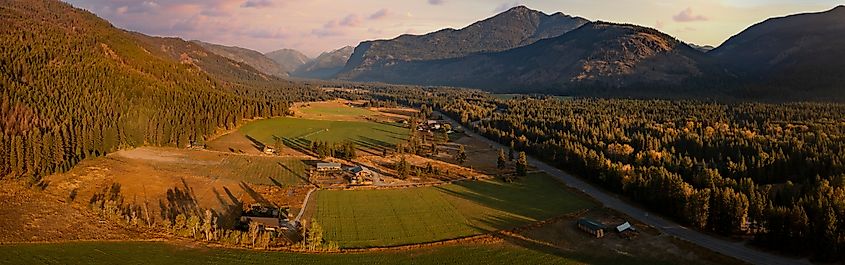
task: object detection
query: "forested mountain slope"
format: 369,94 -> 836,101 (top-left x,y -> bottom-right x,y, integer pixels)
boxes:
292,46 -> 354,79
0,0 -> 317,181
344,22 -> 716,97
711,5 -> 845,100
338,6 -> 588,80
265,48 -> 310,75
193,40 -> 289,77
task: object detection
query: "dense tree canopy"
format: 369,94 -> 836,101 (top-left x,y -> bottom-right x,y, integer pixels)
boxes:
364,86 -> 845,261
0,0 -> 322,181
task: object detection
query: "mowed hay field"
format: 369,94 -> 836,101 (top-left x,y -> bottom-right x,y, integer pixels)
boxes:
314,173 -> 594,248
51,147 -> 308,187
0,241 -> 684,265
240,117 -> 409,152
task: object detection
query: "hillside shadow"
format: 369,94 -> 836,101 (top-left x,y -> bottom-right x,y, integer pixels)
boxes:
158,179 -> 201,222
372,127 -> 409,138
464,208 -> 630,264
277,161 -> 309,184
213,187 -> 242,228
244,134 -> 265,152
357,135 -> 401,150
239,181 -> 272,206
433,179 -> 554,225
352,139 -> 382,156
281,136 -> 315,156
374,120 -> 409,129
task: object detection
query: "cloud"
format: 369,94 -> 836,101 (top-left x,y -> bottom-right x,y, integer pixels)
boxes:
493,1 -> 522,13
313,14 -> 359,37
368,8 -> 390,20
339,14 -> 361,27
655,20 -> 665,29
428,0 -> 445,5
114,1 -> 159,14
673,8 -> 708,22
241,0 -> 274,8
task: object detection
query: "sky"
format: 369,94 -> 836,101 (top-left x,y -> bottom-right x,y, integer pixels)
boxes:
64,0 -> 844,57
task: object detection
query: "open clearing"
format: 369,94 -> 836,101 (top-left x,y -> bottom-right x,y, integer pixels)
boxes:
0,241 -> 706,265
239,117 -> 409,154
40,147 -> 311,230
314,173 -> 595,248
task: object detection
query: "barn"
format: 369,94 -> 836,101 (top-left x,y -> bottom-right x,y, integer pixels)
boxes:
577,218 -> 606,238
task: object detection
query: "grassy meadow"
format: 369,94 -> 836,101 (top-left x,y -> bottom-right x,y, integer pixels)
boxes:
0,241 -> 683,265
239,117 -> 409,153
314,173 -> 595,248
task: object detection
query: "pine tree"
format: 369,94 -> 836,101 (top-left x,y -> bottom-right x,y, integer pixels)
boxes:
497,148 -> 508,170
516,151 -> 528,176
455,145 -> 467,164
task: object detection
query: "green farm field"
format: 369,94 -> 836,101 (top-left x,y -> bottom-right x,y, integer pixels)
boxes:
239,117 -> 409,152
0,241 -> 684,265
300,103 -> 378,117
314,173 -> 595,248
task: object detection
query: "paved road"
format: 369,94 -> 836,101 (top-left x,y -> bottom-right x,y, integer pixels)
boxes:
439,112 -> 807,265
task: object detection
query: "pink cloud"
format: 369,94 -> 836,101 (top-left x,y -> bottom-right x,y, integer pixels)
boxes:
241,0 -> 274,8
339,14 -> 361,27
369,8 -> 391,20
673,8 -> 708,22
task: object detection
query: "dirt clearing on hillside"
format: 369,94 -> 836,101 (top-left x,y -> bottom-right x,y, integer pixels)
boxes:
0,181 -> 139,243
40,147 -> 311,234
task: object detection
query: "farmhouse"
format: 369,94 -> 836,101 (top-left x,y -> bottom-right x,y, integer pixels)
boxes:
348,165 -> 375,178
346,165 -> 376,185
316,162 -> 342,172
577,218 -> 606,238
248,203 -> 282,218
240,216 -> 283,232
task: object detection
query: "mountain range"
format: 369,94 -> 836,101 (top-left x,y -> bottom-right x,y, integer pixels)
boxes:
338,6 -> 589,80
325,5 -> 845,101
17,1 -> 843,101
187,43 -> 352,79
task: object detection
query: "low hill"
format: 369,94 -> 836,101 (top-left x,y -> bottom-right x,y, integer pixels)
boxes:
710,5 -> 845,101
265,49 -> 310,74
337,6 -> 588,80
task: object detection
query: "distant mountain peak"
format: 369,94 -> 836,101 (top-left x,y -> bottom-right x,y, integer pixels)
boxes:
338,6 -> 589,79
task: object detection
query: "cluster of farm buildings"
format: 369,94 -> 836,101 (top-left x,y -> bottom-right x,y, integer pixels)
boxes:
312,162 -> 379,186
577,218 -> 638,239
